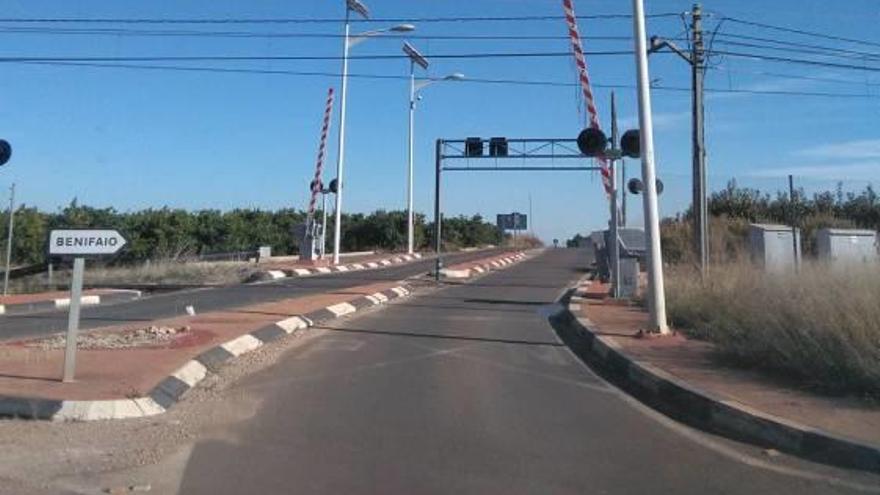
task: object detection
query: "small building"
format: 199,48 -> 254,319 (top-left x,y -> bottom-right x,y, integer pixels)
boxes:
749,224 -> 801,272
816,228 -> 877,266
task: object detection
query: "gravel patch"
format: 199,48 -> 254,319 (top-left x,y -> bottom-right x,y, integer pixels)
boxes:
26,326 -> 192,350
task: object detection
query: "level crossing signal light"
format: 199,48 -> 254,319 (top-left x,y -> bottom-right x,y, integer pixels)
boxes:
0,140 -> 11,166
489,137 -> 508,157
576,128 -> 608,157
465,137 -> 483,157
628,177 -> 664,196
620,129 -> 640,158
328,178 -> 339,194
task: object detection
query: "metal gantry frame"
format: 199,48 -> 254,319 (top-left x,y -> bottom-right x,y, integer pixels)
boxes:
432,137 -> 602,279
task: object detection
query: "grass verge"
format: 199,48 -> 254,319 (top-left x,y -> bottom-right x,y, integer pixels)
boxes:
666,261 -> 880,397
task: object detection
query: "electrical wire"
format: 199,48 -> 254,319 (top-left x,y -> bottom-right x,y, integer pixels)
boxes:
713,49 -> 880,72
0,51 -> 632,63
723,16 -> 880,49
0,26 -> 633,42
0,13 -> 682,25
714,32 -> 880,61
12,59 -> 875,98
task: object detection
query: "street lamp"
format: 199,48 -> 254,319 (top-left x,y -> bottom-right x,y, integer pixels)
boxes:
331,0 -> 415,264
403,42 -> 463,255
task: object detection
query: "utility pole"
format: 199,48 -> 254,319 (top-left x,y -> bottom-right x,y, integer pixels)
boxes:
691,3 -> 709,275
3,183 -> 14,296
632,0 -> 669,333
609,92 -> 621,298
649,3 -> 708,274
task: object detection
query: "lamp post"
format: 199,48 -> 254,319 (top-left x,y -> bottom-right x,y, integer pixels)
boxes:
332,0 -> 414,264
631,0 -> 669,334
403,43 -> 463,255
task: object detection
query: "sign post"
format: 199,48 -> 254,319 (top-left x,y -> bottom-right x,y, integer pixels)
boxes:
48,229 -> 127,382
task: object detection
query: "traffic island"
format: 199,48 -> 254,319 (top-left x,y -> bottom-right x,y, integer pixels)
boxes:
554,279 -> 880,474
0,280 -> 413,421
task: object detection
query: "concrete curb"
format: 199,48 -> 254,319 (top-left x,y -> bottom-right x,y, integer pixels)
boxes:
0,290 -> 142,317
248,253 -> 423,283
438,252 -> 528,279
552,285 -> 880,474
0,285 -> 413,422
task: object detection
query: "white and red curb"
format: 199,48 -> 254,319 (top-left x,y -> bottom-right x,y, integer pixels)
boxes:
251,253 -> 423,282
0,285 -> 414,422
0,289 -> 142,317
438,252 -> 528,279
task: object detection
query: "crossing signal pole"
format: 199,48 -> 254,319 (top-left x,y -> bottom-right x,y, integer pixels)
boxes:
650,3 -> 708,275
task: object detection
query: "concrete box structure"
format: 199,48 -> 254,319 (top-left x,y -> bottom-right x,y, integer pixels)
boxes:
619,258 -> 640,298
816,228 -> 877,266
749,224 -> 801,272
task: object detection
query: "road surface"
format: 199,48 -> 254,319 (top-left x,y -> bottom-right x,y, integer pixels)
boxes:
170,248 -> 874,494
0,250 -> 497,341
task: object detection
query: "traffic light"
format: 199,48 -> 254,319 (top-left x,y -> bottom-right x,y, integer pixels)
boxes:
465,137 -> 483,157
627,178 -> 644,195
620,129 -> 641,158
489,137 -> 508,157
576,128 -> 607,157
328,178 -> 339,194
628,178 -> 664,195
0,140 -> 11,166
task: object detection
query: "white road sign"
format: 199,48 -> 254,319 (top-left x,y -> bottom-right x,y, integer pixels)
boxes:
49,229 -> 127,256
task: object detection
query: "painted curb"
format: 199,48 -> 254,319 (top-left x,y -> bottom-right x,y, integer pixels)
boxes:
0,285 -> 413,422
552,287 -> 880,474
248,253 -> 423,283
437,252 -> 529,280
0,290 -> 142,317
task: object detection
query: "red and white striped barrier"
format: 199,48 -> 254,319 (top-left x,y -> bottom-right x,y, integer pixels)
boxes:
306,88 -> 335,229
562,0 -> 613,196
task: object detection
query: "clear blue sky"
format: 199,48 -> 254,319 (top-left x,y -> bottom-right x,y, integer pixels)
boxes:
0,0 -> 878,242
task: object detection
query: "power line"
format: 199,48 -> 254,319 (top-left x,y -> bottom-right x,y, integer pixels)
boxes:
12,59 -> 875,98
723,16 -> 880,49
714,49 -> 880,72
713,38 -> 880,62
715,32 -> 880,61
714,65 -> 877,87
0,26 -> 632,42
0,13 -> 681,25
0,51 -> 633,63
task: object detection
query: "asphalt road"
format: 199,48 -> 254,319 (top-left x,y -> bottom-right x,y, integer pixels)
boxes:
0,250 -> 497,342
173,248 -> 873,494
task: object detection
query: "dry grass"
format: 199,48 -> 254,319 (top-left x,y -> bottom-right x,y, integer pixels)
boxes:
85,260 -> 257,286
666,261 -> 880,397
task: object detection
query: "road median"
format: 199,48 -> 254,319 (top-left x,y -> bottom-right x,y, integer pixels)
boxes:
0,248 -> 528,421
